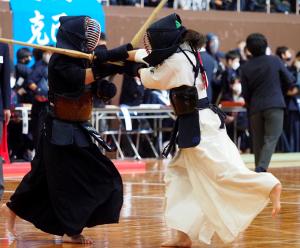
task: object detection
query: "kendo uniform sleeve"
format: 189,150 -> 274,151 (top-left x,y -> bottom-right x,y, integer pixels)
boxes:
92,62 -> 124,80
140,57 -> 182,90
140,53 -> 196,90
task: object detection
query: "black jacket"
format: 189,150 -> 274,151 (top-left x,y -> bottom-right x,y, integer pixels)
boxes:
0,43 -> 11,121
240,55 -> 295,115
286,65 -> 300,111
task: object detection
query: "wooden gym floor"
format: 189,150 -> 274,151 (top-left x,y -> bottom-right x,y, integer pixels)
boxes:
1,157 -> 300,248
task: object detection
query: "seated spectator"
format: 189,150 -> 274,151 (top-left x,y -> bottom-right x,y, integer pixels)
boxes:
271,0 -> 291,13
247,0 -> 266,11
210,0 -> 246,10
175,0 -> 208,10
145,0 -> 159,6
116,0 -> 138,5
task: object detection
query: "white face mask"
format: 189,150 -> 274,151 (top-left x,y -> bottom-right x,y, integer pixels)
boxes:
232,82 -> 242,96
295,61 -> 300,69
265,47 -> 272,55
43,53 -> 52,64
232,61 -> 240,71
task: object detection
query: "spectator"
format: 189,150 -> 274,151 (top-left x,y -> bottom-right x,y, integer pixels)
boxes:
240,33 -> 296,172
205,33 -> 225,104
220,50 -> 240,101
210,0 -> 246,10
271,0 -> 291,13
14,48 -> 33,104
199,41 -> 218,102
8,48 -> 34,161
276,46 -> 293,67
0,42 -> 11,201
275,46 -> 294,152
285,51 -> 300,152
235,40 -> 247,65
290,51 -> 300,86
219,50 -> 249,151
28,49 -> 51,149
175,0 -> 208,10
247,0 -> 266,11
145,0 -> 159,6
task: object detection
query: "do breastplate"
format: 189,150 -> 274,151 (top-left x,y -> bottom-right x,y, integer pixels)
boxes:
170,85 -> 198,116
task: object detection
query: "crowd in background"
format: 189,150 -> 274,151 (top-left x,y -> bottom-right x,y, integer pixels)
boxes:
8,47 -> 52,161
109,0 -> 300,14
3,32 -> 300,161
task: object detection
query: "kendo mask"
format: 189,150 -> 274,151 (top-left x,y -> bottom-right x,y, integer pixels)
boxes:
143,13 -> 186,67
56,16 -> 101,53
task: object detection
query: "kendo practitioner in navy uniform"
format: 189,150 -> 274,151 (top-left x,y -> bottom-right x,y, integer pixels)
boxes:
1,16 -> 132,244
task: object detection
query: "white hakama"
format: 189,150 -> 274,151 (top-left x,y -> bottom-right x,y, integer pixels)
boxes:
164,108 -> 279,244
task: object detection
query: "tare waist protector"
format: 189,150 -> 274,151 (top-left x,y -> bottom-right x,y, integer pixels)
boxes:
51,91 -> 93,122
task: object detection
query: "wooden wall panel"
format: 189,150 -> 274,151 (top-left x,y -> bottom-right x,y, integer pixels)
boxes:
104,6 -> 300,53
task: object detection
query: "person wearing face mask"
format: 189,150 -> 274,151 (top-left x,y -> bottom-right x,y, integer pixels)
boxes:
8,48 -> 34,162
1,16 -> 133,244
220,50 -> 240,102
14,47 -> 33,104
275,47 -> 299,152
27,48 -> 52,149
219,51 -> 249,151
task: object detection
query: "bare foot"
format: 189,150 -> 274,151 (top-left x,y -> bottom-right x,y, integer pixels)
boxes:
270,183 -> 282,218
161,230 -> 192,247
0,203 -> 17,236
63,234 -> 93,244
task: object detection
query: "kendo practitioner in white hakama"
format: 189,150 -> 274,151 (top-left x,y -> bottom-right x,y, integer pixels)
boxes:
128,13 -> 282,247
1,16 -> 133,244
